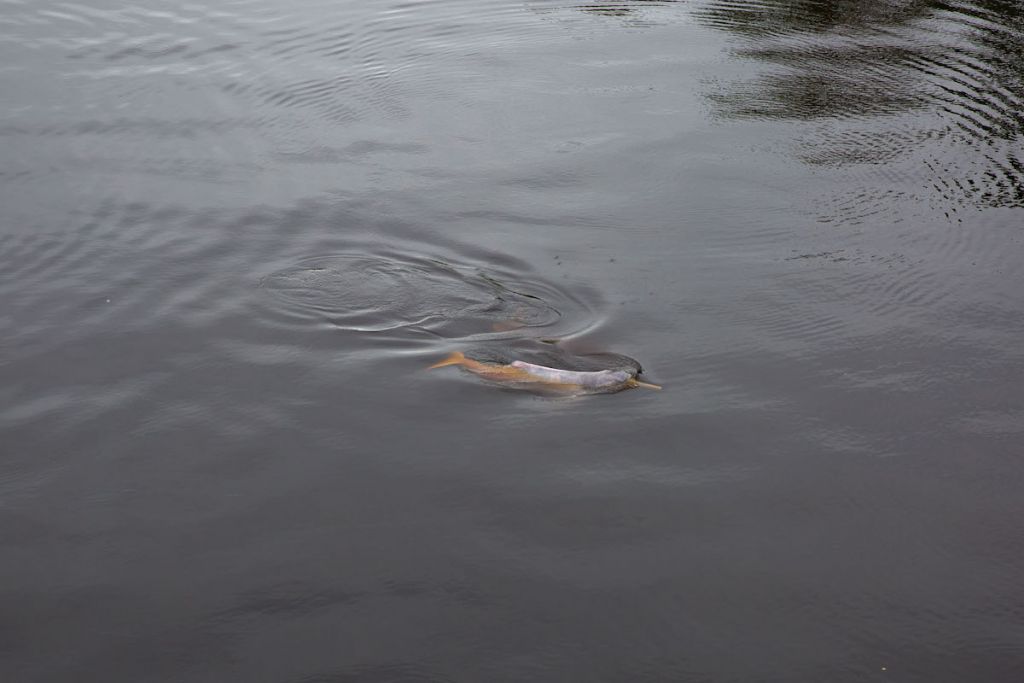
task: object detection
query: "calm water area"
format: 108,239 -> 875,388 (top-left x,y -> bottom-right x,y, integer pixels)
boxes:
2,0 -> 1023,680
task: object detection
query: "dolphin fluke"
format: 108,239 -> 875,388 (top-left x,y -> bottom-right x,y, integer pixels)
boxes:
428,351 -> 466,370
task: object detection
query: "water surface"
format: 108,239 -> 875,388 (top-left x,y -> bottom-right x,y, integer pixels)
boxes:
2,0 -> 1023,681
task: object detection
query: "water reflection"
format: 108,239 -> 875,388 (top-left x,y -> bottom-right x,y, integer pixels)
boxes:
695,0 -> 934,37
696,0 -> 1024,212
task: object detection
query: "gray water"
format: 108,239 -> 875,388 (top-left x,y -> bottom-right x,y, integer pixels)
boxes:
2,0 -> 1023,681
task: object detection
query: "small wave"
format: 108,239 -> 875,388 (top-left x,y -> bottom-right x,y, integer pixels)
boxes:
529,0 -> 688,31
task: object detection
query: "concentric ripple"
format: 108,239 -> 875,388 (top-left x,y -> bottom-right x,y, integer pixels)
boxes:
259,252 -> 578,338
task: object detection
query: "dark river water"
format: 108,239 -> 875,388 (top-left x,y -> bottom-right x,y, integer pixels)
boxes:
3,0 -> 1023,680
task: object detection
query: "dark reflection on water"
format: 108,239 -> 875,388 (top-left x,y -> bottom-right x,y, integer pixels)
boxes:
2,0 -> 1024,681
697,0 -> 1024,213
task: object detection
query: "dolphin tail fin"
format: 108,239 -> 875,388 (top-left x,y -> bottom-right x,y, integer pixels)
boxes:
428,351 -> 466,370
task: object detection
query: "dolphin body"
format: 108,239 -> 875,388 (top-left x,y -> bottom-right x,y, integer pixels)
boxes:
429,347 -> 660,394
